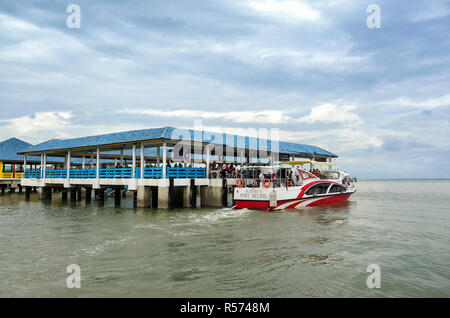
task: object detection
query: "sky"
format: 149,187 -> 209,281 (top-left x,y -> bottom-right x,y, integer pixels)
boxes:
0,0 -> 449,178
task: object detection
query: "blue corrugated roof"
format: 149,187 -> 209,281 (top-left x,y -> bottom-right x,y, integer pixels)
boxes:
0,138 -> 80,163
21,127 -> 337,158
0,138 -> 41,162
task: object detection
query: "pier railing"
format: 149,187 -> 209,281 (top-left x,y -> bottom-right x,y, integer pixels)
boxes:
0,172 -> 24,179
24,167 -> 206,179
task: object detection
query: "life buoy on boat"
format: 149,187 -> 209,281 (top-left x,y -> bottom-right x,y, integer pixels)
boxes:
236,178 -> 245,188
263,178 -> 271,188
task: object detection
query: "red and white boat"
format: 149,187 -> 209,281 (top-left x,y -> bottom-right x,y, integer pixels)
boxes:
234,165 -> 356,211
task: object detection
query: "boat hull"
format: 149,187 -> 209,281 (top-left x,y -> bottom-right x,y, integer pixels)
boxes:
234,192 -> 353,211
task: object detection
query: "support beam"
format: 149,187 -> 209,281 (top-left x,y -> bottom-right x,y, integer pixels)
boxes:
43,153 -> 47,181
162,142 -> 167,179
140,143 -> 144,180
70,188 -> 77,202
82,156 -> 85,169
158,186 -> 169,209
206,145 -> 210,178
40,153 -> 43,178
96,148 -> 100,180
137,186 -> 152,208
85,188 -> 92,203
67,151 -> 71,181
132,144 -> 136,179
114,189 -> 121,207
62,189 -> 68,201
157,147 -> 160,167
23,155 -> 27,175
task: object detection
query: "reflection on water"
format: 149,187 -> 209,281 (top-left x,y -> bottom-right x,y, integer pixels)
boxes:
0,181 -> 449,297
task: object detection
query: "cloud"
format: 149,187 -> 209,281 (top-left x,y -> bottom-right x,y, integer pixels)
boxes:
410,1 -> 450,22
383,94 -> 450,109
297,103 -> 362,124
122,108 -> 292,124
247,0 -> 321,23
0,112 -> 76,143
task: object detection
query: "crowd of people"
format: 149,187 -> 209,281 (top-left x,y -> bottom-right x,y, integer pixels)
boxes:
209,161 -> 239,178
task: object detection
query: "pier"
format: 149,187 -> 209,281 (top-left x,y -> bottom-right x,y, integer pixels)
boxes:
12,126 -> 337,209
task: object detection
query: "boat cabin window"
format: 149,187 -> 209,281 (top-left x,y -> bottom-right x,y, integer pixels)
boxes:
329,184 -> 346,193
305,183 -> 331,196
323,171 -> 340,179
300,171 -> 315,180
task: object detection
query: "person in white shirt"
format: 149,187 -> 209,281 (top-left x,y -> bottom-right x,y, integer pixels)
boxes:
259,171 -> 265,187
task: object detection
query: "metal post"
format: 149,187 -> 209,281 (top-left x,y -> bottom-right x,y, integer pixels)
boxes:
67,151 -> 71,180
140,143 -> 144,180
23,155 -> 27,175
40,153 -> 43,178
132,144 -> 136,179
162,142 -> 167,179
43,153 -> 47,181
96,148 -> 100,180
206,145 -> 210,178
82,156 -> 85,169
90,155 -> 94,169
120,149 -> 124,166
157,147 -> 160,167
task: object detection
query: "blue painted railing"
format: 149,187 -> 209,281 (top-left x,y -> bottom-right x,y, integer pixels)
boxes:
46,170 -> 67,178
24,167 -> 206,179
166,167 -> 206,178
136,167 -> 163,179
99,168 -> 132,179
24,170 -> 41,178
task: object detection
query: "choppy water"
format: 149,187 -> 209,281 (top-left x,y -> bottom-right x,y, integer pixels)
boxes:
0,181 -> 449,297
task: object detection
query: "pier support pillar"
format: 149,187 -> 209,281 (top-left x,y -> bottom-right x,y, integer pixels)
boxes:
1,185 -> 6,194
196,186 -> 201,208
222,179 -> 227,207
183,186 -> 191,208
9,187 -> 16,193
137,186 -> 152,208
37,187 -> 43,199
114,189 -> 121,207
158,186 -> 170,209
169,178 -> 174,209
85,188 -> 92,203
62,189 -> 68,201
183,179 -> 197,208
25,187 -> 31,201
201,179 -> 224,207
18,185 -> 22,193
97,189 -> 105,203
133,191 -> 137,208
43,187 -> 52,200
80,188 -> 86,200
227,186 -> 234,208
70,188 -> 77,202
